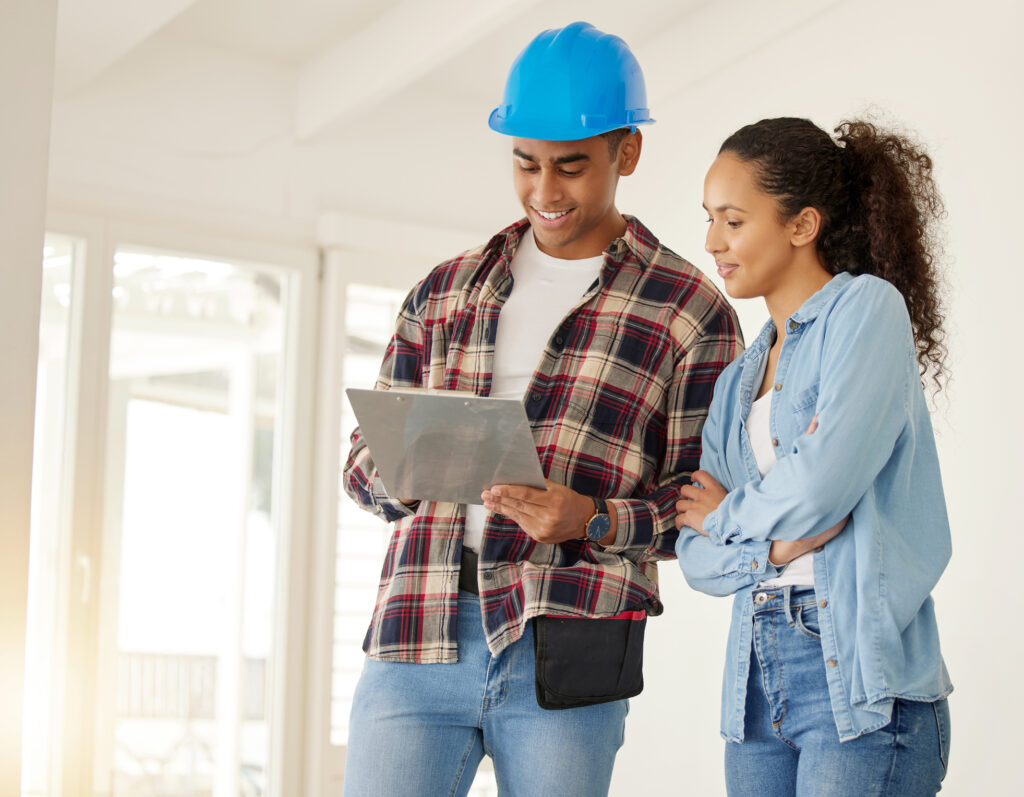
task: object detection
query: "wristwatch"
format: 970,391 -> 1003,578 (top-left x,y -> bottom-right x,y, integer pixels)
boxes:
583,496 -> 612,542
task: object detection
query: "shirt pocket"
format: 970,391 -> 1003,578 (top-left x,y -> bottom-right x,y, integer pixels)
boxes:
789,382 -> 820,437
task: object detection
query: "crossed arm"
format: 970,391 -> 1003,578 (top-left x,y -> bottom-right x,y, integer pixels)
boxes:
675,416 -> 847,566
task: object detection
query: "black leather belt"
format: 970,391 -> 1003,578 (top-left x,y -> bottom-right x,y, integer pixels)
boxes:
459,548 -> 479,594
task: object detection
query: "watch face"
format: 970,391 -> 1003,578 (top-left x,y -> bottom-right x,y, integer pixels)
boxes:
587,512 -> 612,541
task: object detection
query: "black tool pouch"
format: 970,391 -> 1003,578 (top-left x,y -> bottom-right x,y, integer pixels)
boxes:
532,613 -> 646,710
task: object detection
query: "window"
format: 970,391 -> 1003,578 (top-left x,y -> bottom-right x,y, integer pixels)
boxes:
97,248 -> 289,796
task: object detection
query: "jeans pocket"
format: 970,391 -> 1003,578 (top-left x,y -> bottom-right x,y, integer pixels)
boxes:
933,698 -> 951,779
793,605 -> 821,640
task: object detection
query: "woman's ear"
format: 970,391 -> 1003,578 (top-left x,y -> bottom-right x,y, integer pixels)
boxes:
790,206 -> 823,247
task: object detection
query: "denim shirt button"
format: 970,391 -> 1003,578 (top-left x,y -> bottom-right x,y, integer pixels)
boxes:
819,600 -> 828,608
774,383 -> 782,391
771,438 -> 779,447
751,560 -> 759,570
788,320 -> 798,331
827,658 -> 838,667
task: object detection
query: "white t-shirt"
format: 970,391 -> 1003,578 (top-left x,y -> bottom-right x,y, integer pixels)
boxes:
746,388 -> 815,587
463,231 -> 603,551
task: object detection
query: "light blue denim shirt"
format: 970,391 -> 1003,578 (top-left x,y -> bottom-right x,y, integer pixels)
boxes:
676,272 -> 953,742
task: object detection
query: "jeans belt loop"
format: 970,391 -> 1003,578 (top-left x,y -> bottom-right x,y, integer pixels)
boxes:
783,585 -> 797,625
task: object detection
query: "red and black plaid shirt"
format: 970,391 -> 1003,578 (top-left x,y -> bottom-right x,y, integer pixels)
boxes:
343,216 -> 742,662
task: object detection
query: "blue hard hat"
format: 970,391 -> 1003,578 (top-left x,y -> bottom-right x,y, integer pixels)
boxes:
488,21 -> 654,141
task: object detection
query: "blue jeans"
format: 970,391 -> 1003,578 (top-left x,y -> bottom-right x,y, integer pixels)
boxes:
725,586 -> 950,796
343,591 -> 628,796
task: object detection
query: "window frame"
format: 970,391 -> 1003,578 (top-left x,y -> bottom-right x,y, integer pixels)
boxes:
42,210 -> 320,797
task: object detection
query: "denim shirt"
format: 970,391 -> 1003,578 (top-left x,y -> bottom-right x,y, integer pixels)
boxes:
676,272 -> 953,742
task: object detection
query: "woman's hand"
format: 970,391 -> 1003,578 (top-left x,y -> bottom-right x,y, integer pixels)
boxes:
674,413 -> 849,556
675,470 -> 727,536
768,517 -> 848,565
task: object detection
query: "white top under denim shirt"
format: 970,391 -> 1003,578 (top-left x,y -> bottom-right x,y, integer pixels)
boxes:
676,272 -> 953,742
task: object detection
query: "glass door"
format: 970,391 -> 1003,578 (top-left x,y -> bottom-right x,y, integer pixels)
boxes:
93,247 -> 291,797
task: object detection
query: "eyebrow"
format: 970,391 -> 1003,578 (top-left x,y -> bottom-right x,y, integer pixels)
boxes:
702,202 -> 748,213
513,148 -> 590,165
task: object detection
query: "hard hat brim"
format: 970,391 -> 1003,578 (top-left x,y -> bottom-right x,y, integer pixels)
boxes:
488,107 -> 655,141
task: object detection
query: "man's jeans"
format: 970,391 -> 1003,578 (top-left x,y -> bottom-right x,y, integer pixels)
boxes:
725,586 -> 951,796
343,591 -> 628,797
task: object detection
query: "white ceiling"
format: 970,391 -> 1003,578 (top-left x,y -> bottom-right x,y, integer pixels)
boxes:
45,0 -> 839,245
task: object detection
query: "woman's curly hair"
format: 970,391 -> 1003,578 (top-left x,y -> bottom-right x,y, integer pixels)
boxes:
720,117 -> 947,389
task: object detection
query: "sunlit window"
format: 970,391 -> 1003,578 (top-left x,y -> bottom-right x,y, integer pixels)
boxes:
100,248 -> 287,797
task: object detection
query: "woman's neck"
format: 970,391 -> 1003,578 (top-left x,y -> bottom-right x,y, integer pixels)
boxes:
764,259 -> 834,342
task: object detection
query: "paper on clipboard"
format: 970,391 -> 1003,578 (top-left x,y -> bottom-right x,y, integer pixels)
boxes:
345,387 -> 547,505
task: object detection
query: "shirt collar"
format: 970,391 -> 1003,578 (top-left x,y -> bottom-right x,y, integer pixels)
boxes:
484,214 -> 657,271
742,272 -> 853,362
790,272 -> 852,324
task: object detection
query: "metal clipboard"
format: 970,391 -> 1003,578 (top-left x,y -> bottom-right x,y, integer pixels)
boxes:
345,388 -> 547,505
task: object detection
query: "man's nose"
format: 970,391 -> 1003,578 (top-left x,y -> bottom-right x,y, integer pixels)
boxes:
533,168 -> 563,206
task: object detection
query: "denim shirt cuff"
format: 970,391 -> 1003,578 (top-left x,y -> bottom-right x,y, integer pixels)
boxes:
705,508 -> 729,545
739,541 -> 778,577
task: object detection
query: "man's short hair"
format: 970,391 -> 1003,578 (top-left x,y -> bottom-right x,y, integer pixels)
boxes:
601,128 -> 631,159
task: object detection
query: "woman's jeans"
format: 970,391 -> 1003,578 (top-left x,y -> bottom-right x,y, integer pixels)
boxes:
725,586 -> 950,796
343,591 -> 628,797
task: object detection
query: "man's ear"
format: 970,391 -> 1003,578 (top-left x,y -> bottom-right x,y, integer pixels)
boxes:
617,130 -> 642,176
790,206 -> 822,248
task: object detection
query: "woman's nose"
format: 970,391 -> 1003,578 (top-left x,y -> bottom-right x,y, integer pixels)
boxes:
705,225 -> 722,255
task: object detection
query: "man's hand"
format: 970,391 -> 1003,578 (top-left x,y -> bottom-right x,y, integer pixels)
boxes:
674,470 -> 727,536
482,480 -> 611,545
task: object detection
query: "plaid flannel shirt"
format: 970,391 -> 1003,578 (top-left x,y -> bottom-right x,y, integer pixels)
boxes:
343,216 -> 742,661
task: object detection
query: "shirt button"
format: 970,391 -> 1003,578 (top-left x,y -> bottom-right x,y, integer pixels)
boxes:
827,658 -> 838,667
771,438 -> 779,447
482,571 -> 493,581
751,560 -> 759,569
530,392 -> 542,402
774,383 -> 782,391
819,600 -> 828,608
815,546 -> 824,553
554,335 -> 565,346
788,320 -> 798,331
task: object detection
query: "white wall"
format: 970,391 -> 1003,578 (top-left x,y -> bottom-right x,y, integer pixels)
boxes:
0,1 -> 57,793
613,2 -> 1023,794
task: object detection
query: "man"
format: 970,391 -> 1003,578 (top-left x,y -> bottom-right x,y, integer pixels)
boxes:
342,21 -> 742,796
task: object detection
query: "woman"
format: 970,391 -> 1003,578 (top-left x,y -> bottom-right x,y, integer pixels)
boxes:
675,117 -> 952,795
